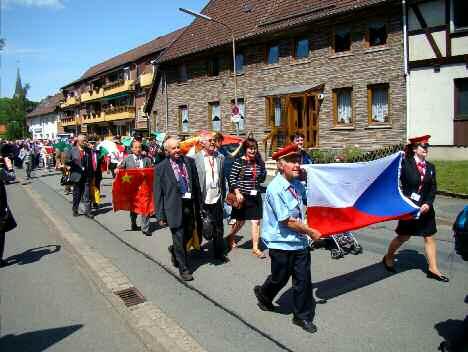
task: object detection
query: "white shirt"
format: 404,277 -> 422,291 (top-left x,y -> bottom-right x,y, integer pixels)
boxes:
203,151 -> 220,204
133,154 -> 143,168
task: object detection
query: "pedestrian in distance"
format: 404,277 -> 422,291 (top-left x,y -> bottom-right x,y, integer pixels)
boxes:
383,135 -> 449,282
22,144 -> 33,180
154,137 -> 202,281
119,140 -> 153,236
194,132 -> 229,263
0,155 -> 17,267
68,135 -> 94,219
227,137 -> 267,257
254,144 -> 321,333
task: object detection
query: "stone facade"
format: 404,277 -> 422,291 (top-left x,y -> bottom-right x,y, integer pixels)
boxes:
153,7 -> 406,151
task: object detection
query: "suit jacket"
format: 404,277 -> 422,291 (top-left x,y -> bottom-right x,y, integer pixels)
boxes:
120,154 -> 152,169
194,151 -> 226,204
154,156 -> 201,229
400,157 -> 437,208
70,146 -> 94,182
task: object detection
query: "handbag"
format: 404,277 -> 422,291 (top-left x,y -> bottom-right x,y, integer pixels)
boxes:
60,172 -> 73,186
69,171 -> 82,183
226,191 -> 244,209
201,210 -> 214,241
0,207 -> 17,233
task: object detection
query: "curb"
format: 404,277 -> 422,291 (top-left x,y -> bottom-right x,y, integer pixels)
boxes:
22,183 -> 207,352
437,190 -> 468,200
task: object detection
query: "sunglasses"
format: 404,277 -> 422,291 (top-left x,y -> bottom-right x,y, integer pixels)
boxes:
418,144 -> 429,149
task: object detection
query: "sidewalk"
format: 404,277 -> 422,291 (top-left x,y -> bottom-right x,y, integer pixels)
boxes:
22,168 -> 468,352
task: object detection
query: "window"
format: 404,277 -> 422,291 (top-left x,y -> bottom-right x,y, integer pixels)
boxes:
235,53 -> 245,74
368,84 -> 389,123
368,20 -> 387,47
333,88 -> 353,125
208,58 -> 220,76
178,105 -> 189,132
455,78 -> 468,120
209,102 -> 221,131
295,38 -> 309,59
267,45 -> 279,64
334,25 -> 351,53
231,98 -> 245,131
452,0 -> 468,30
178,64 -> 188,82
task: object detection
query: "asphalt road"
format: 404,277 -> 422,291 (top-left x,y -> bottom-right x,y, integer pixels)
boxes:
0,183 -> 148,352
10,169 -> 468,352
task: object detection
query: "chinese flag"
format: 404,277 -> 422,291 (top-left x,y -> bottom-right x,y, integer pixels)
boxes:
112,168 -> 155,216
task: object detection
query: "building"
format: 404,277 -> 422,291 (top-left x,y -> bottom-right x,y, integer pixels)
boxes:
26,93 -> 63,140
405,0 -> 468,149
59,28 -> 184,138
147,0 -> 407,153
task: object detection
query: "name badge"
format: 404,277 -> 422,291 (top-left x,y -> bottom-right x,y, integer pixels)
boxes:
410,192 -> 421,202
250,190 -> 258,196
182,192 -> 192,199
210,182 -> 218,189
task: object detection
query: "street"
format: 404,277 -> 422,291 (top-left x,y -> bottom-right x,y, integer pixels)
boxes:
1,168 -> 467,352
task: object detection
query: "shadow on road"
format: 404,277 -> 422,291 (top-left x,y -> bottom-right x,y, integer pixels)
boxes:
0,324 -> 83,352
434,295 -> 468,352
275,249 -> 427,313
3,245 -> 61,267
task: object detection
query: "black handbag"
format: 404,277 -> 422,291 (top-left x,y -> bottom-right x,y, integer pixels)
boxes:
201,210 -> 214,241
60,172 -> 73,186
68,171 -> 82,183
0,207 -> 17,233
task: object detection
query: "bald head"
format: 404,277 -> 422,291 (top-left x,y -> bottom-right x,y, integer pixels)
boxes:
164,137 -> 181,160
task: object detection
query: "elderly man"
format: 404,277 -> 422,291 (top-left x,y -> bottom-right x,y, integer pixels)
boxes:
120,140 -> 153,236
254,144 -> 322,334
194,132 -> 228,263
154,137 -> 201,281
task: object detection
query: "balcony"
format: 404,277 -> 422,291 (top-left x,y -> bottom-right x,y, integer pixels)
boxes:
104,105 -> 136,122
81,88 -> 104,103
60,96 -> 80,109
103,79 -> 135,98
82,112 -> 105,124
139,72 -> 154,88
60,116 -> 80,127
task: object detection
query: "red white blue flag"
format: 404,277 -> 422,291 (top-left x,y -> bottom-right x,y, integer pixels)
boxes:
303,152 -> 419,237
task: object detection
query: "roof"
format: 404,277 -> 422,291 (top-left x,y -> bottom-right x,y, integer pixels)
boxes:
160,0 -> 391,62
27,93 -> 63,118
62,27 -> 186,89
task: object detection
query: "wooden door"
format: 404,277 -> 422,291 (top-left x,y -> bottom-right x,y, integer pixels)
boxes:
306,94 -> 319,147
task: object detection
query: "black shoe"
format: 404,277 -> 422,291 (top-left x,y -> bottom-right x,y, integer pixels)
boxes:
73,210 -> 79,217
168,246 -> 179,268
179,270 -> 194,281
85,213 -> 94,219
0,259 -> 7,268
382,255 -> 396,273
131,223 -> 140,231
427,271 -> 450,282
142,231 -> 152,236
254,285 -> 275,311
292,318 -> 318,334
215,255 -> 230,263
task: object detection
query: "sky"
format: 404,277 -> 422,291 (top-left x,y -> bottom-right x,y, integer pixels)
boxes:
0,0 -> 207,102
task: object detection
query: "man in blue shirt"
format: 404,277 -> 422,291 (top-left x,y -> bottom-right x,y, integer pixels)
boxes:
254,144 -> 321,333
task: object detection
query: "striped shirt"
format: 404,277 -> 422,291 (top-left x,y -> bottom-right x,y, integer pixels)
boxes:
229,157 -> 266,195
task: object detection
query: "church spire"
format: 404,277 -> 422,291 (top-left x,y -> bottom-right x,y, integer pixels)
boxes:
14,67 -> 24,98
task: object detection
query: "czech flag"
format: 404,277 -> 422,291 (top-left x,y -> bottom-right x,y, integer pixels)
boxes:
303,152 -> 419,237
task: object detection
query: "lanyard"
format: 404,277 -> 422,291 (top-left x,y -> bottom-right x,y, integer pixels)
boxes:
288,186 -> 303,220
250,160 -> 257,186
207,155 -> 215,180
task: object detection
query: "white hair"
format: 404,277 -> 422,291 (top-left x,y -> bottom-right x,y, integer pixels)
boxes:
163,136 -> 179,151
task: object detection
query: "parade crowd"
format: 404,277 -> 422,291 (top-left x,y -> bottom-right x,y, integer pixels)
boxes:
0,131 -> 458,336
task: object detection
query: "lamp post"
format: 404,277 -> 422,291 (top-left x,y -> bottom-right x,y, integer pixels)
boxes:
179,8 -> 239,135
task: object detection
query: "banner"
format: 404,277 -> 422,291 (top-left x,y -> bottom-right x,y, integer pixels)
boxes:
112,168 -> 154,216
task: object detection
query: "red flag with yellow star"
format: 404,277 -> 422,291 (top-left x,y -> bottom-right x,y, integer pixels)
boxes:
112,168 -> 155,216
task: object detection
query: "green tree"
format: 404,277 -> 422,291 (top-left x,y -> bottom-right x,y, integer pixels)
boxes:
3,84 -> 37,139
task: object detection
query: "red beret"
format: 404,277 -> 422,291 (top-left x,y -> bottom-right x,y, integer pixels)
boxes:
408,135 -> 431,145
272,144 -> 300,161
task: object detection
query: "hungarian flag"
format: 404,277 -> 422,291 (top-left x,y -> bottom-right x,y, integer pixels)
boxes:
303,152 -> 419,237
112,168 -> 155,216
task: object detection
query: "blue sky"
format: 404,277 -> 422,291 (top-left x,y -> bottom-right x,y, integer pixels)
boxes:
1,0 -> 207,101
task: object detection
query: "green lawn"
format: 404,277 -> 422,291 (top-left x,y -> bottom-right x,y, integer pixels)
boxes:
431,160 -> 468,195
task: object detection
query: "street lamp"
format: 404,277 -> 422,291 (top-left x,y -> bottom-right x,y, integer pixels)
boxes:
179,8 -> 240,135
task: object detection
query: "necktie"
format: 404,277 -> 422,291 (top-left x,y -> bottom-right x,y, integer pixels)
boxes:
416,161 -> 426,192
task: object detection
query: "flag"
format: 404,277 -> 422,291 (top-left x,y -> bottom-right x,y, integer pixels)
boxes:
112,168 -> 155,216
303,152 -> 419,237
53,141 -> 71,152
97,140 -> 119,159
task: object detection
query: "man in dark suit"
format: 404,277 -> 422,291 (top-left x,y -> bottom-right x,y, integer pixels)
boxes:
120,140 -> 153,236
154,137 -> 201,281
194,132 -> 228,263
69,135 -> 94,218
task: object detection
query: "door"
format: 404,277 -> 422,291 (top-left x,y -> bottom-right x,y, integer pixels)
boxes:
288,94 -> 319,148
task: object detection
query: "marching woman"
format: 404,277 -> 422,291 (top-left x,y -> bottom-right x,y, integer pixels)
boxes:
383,135 -> 449,282
227,137 -> 267,258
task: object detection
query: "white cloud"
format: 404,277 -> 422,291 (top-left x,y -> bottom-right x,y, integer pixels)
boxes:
2,0 -> 65,9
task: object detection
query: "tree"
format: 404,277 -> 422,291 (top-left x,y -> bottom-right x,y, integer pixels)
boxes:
3,84 -> 37,139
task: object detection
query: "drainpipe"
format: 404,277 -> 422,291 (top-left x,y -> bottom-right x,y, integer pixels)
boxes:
164,72 -> 169,133
402,0 -> 410,141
